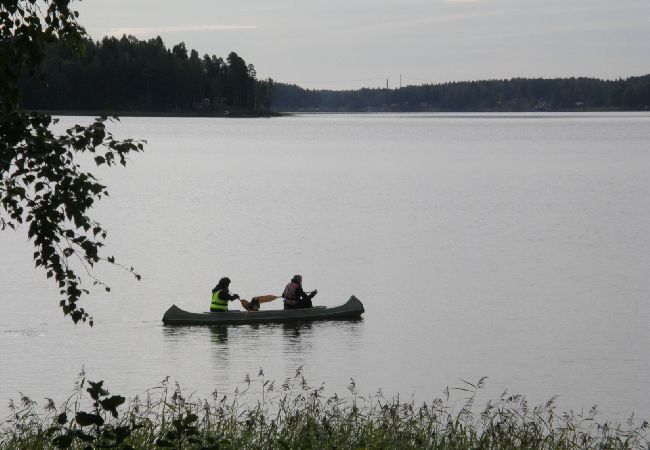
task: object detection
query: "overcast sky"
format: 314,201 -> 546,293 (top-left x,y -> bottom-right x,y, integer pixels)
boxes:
76,0 -> 650,90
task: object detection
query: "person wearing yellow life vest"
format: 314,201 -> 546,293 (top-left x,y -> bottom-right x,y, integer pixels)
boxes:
282,275 -> 317,310
210,277 -> 240,312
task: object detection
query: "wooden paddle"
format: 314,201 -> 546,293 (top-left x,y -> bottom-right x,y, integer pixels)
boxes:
240,295 -> 279,311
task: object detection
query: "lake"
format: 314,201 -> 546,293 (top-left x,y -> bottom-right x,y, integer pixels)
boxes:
1,112 -> 649,421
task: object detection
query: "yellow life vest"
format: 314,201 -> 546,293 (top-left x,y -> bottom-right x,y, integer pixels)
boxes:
210,290 -> 229,311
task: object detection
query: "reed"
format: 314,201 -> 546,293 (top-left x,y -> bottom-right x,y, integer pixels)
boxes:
1,368 -> 647,449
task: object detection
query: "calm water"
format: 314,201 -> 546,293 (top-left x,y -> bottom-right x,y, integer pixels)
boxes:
1,113 -> 649,420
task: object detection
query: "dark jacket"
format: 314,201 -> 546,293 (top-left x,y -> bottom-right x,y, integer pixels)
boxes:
212,286 -> 239,301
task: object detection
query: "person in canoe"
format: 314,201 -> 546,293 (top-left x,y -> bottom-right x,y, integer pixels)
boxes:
282,274 -> 317,309
210,277 -> 240,312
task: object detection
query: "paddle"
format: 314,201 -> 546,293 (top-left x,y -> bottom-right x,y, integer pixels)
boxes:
240,291 -> 316,311
240,295 -> 279,311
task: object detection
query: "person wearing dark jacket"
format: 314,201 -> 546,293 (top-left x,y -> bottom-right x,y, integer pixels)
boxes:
210,277 -> 240,312
282,275 -> 317,310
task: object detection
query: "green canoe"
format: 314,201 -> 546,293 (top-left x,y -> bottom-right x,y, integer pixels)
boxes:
162,296 -> 365,326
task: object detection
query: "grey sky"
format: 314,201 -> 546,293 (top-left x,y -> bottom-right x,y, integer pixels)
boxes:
77,0 -> 650,89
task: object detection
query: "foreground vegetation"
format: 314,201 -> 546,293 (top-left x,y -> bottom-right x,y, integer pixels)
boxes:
1,370 -> 647,449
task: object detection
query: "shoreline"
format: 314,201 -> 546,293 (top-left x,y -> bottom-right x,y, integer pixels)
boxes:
31,106 -> 650,118
33,110 -> 286,118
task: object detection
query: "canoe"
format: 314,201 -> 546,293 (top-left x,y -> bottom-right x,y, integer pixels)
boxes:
162,296 -> 365,326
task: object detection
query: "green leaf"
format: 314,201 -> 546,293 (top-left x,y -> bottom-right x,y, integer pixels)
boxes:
87,381 -> 109,399
56,412 -> 68,425
71,310 -> 82,323
100,395 -> 125,418
111,425 -> 133,444
75,411 -> 104,427
52,433 -> 73,449
184,413 -> 199,424
74,430 -> 95,443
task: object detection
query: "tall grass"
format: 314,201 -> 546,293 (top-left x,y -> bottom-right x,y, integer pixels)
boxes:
1,368 -> 648,449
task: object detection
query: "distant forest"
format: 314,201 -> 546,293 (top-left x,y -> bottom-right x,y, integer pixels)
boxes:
20,35 -> 275,115
19,35 -> 649,114
273,75 -> 650,112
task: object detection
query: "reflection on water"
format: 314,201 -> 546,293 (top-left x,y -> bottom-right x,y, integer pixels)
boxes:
2,328 -> 41,337
209,326 -> 228,345
163,320 -> 364,347
282,322 -> 313,354
161,320 -> 365,388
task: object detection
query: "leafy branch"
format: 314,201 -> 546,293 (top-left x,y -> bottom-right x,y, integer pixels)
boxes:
1,0 -> 144,324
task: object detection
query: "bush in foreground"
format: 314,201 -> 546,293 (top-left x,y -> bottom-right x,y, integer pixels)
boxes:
1,369 -> 648,449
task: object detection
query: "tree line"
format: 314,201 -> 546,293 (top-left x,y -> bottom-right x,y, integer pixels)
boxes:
20,35 -> 275,115
17,34 -> 650,114
273,75 -> 650,112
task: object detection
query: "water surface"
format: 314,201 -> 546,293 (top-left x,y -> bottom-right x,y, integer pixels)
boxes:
1,112 -> 649,419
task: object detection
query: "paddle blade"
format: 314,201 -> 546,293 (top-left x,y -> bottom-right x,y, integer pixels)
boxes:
254,295 -> 279,303
240,299 -> 253,311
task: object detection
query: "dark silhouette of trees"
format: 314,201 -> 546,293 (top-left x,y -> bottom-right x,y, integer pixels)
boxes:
272,76 -> 650,112
19,34 -> 648,115
19,36 -> 274,114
